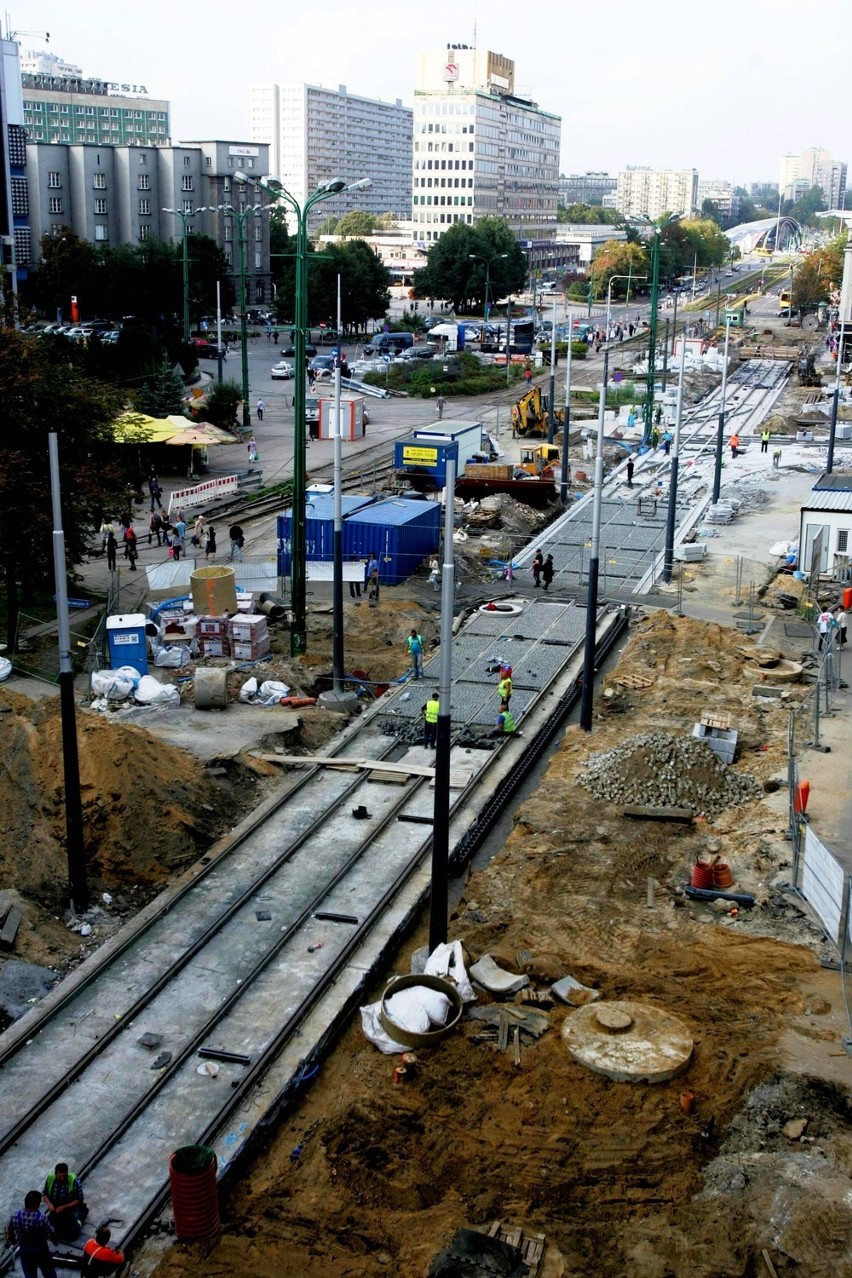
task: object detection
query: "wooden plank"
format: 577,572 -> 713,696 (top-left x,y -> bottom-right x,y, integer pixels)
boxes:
513,1026 -> 521,1067
0,906 -> 22,953
761,1251 -> 780,1278
487,1221 -> 501,1239
623,804 -> 694,825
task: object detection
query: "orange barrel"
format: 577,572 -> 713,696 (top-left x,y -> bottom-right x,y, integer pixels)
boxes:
843,586 -> 852,610
169,1145 -> 220,1241
794,780 -> 810,814
712,863 -> 734,889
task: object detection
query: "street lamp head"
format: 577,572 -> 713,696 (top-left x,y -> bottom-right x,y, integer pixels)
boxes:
320,179 -> 347,194
261,176 -> 286,195
347,177 -> 372,191
162,207 -> 175,214
233,171 -> 250,186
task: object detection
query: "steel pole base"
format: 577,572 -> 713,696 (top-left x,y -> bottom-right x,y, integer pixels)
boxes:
290,629 -> 308,657
317,689 -> 360,714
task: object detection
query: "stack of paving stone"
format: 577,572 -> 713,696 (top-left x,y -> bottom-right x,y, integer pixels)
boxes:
577,731 -> 762,816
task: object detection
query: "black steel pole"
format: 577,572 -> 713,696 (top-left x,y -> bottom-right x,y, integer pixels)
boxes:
429,462 -> 456,953
661,319 -> 670,391
49,434 -> 89,913
662,333 -> 687,583
672,291 -> 678,353
580,348 -> 608,731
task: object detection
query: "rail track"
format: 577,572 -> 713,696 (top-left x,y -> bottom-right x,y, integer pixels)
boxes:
0,596 -> 614,1270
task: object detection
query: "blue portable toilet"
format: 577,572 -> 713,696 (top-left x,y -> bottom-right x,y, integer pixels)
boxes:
106,613 -> 149,675
344,498 -> 441,585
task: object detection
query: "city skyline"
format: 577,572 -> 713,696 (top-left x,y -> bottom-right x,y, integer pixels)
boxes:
17,0 -> 850,190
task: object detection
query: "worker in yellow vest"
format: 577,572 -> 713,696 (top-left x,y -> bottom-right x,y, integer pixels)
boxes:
423,693 -> 440,749
760,429 -> 770,453
488,701 -> 517,737
497,665 -> 512,704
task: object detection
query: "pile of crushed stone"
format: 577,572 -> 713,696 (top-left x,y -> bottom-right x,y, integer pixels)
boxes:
577,731 -> 762,815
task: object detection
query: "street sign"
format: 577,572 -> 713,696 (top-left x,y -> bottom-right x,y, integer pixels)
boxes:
612,370 -> 624,382
332,347 -> 339,358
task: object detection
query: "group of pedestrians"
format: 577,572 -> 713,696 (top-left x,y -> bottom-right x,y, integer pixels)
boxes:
817,605 -> 848,651
531,549 -> 554,591
5,1163 -> 124,1276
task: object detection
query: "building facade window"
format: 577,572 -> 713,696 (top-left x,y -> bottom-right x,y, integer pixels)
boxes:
183,155 -> 191,167
48,196 -> 62,214
182,199 -> 194,214
181,175 -> 193,191
93,173 -> 106,189
94,225 -> 108,241
138,175 -> 149,190
94,198 -> 107,214
139,224 -> 151,240
47,171 -> 61,189
139,199 -> 150,215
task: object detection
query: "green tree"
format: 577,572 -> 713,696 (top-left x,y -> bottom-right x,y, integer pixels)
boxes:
414,219 -> 526,313
199,380 -> 243,428
136,361 -> 185,417
590,241 -> 650,297
335,210 -> 377,237
270,210 -> 296,323
557,203 -> 622,225
26,230 -> 101,319
792,235 -> 845,309
0,332 -> 125,648
187,234 -> 235,325
311,239 -> 391,331
316,215 -> 339,236
790,185 -> 827,227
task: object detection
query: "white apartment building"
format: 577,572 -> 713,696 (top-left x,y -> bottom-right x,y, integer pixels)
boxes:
615,167 -> 698,221
780,147 -> 847,209
697,178 -> 738,221
249,82 -> 412,228
412,46 -> 561,243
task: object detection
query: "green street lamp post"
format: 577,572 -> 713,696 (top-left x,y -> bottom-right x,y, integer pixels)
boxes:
641,213 -> 681,442
469,251 -> 507,331
163,206 -> 207,344
218,199 -> 261,430
237,171 -> 370,656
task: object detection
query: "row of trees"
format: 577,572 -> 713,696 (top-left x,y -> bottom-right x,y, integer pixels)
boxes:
23,230 -> 235,328
791,235 -> 846,310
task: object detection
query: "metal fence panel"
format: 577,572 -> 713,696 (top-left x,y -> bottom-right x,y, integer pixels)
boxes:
801,825 -> 846,947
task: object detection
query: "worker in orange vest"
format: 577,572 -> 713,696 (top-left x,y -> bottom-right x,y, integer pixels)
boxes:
730,433 -> 740,459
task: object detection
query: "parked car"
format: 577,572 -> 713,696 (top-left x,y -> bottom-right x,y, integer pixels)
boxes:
192,338 -> 219,358
281,344 -> 318,358
270,360 -> 295,380
309,355 -> 336,381
398,346 -> 436,363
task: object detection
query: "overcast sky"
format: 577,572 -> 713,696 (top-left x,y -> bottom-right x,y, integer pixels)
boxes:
21,0 -> 850,186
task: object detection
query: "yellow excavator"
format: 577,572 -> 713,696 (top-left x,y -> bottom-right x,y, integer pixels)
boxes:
519,443 -> 561,477
511,385 -> 565,437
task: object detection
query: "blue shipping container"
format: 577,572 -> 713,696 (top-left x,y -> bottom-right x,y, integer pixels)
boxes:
344,498 -> 441,586
277,493 -> 377,576
393,435 -> 459,488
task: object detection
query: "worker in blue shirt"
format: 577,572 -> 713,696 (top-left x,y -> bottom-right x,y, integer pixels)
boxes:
6,1190 -> 57,1278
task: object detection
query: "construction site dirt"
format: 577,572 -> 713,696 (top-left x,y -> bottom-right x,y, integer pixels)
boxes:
3,341 -> 852,1275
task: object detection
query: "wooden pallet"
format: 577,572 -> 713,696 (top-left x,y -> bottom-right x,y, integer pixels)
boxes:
699,712 -> 730,730
614,671 -> 654,690
487,1221 -> 546,1276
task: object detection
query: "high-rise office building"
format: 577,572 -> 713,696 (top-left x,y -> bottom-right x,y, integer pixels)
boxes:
615,167 -> 698,221
412,46 -> 561,243
780,147 -> 846,209
249,82 -> 412,227
558,172 -> 617,207
0,31 -> 30,283
21,48 -> 170,148
26,139 -> 273,303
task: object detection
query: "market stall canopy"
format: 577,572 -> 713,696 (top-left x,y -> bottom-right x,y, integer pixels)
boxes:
113,412 -> 184,443
165,424 -> 236,446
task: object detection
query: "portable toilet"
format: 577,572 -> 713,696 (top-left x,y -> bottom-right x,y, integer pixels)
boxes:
106,613 -> 149,675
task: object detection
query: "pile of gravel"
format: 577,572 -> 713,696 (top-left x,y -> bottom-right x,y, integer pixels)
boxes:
577,731 -> 762,815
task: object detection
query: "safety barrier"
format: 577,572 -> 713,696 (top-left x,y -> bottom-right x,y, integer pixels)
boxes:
168,475 -> 241,515
793,824 -> 850,960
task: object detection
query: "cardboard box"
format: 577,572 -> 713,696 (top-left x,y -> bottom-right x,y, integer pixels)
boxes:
230,614 -> 268,641
198,636 -> 231,657
198,617 -> 229,636
232,638 -> 271,661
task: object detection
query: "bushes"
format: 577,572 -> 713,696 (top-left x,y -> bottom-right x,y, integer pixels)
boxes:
555,342 -> 588,359
362,355 -> 524,398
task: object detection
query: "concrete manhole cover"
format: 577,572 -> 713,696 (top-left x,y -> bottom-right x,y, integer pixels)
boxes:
561,999 -> 693,1083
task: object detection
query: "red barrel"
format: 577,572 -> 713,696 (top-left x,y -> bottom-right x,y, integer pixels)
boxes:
169,1145 -> 220,1241
843,586 -> 852,611
691,861 -> 714,889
